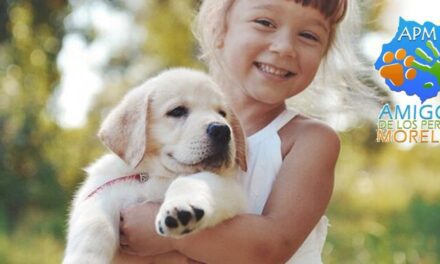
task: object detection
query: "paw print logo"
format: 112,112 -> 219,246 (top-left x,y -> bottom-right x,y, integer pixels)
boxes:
379,48 -> 417,87
375,19 -> 440,102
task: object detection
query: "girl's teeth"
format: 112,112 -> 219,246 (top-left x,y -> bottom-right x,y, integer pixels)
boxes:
257,63 -> 291,77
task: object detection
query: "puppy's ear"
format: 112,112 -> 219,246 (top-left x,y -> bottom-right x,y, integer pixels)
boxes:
98,85 -> 152,168
229,108 -> 247,172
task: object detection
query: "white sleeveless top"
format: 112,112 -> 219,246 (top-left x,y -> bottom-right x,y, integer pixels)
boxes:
239,109 -> 329,264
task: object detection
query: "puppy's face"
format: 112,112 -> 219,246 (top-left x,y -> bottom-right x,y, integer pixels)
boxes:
148,71 -> 239,173
99,69 -> 246,174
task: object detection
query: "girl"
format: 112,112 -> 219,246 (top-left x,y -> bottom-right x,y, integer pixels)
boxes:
119,0 -> 376,263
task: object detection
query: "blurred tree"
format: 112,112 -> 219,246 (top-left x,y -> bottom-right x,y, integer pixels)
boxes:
143,0 -> 201,68
0,0 -> 9,42
83,0 -> 203,151
0,0 -> 69,231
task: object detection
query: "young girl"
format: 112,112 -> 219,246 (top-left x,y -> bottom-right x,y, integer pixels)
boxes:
118,0 -> 374,263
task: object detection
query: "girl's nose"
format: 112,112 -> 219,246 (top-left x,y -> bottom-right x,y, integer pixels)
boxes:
269,31 -> 296,58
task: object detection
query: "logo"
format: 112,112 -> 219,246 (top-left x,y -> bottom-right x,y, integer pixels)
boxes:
375,18 -> 440,102
375,18 -> 440,144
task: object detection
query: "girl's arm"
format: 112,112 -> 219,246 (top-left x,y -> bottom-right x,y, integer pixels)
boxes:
118,202 -> 203,263
114,250 -> 201,264
121,122 -> 340,263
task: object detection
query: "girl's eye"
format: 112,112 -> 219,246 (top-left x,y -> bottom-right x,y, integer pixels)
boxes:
300,32 -> 319,42
254,18 -> 276,29
166,106 -> 188,118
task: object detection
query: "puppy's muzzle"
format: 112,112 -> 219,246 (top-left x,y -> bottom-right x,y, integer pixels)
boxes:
204,122 -> 231,168
207,123 -> 231,145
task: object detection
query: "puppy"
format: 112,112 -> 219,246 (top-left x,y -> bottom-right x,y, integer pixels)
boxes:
63,68 -> 247,264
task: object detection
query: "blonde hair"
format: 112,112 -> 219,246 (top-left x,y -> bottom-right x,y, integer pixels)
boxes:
193,0 -> 383,124
193,0 -> 234,78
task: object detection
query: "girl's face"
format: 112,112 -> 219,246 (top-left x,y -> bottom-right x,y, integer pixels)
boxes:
219,0 -> 331,105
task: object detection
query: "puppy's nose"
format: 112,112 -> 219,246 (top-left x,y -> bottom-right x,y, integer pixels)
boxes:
207,123 -> 231,144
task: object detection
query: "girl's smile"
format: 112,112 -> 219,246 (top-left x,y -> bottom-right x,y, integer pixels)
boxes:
254,62 -> 296,80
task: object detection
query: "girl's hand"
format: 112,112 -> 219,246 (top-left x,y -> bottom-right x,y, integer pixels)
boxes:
115,250 -> 202,264
120,201 -> 175,256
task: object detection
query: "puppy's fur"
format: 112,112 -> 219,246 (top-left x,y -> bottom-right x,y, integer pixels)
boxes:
63,68 -> 247,264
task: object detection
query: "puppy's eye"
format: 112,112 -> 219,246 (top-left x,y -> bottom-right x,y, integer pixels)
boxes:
218,110 -> 227,117
166,106 -> 188,118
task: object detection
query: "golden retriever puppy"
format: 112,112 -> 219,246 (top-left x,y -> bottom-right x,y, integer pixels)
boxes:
63,68 -> 247,264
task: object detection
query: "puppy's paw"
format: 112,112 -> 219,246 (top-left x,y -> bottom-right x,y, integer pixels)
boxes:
155,198 -> 209,238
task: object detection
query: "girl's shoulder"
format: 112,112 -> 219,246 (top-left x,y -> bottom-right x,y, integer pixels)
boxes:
278,114 -> 340,159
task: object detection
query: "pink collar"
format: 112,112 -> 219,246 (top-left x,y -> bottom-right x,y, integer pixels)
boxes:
86,172 -> 149,200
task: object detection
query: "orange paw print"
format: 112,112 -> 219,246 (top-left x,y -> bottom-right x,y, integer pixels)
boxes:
379,48 -> 417,87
